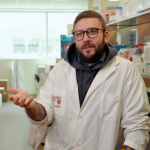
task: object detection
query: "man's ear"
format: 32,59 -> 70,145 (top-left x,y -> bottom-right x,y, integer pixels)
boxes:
104,31 -> 108,43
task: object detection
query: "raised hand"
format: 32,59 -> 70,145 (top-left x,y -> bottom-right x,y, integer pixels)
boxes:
7,87 -> 34,108
7,87 -> 47,121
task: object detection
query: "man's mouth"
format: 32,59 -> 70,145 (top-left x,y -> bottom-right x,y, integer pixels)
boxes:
82,45 -> 94,50
84,46 -> 93,49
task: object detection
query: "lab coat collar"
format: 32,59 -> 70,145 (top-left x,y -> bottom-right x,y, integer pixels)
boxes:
82,56 -> 120,108
64,61 -> 80,109
64,56 -> 120,110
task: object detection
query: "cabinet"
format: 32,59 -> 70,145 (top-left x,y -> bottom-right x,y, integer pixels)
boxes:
106,9 -> 150,83
106,9 -> 150,45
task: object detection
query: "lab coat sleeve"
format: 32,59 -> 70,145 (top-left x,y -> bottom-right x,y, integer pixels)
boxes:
121,64 -> 150,150
27,69 -> 55,128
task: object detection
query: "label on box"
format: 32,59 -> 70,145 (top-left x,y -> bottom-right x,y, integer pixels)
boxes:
144,60 -> 150,76
144,46 -> 150,60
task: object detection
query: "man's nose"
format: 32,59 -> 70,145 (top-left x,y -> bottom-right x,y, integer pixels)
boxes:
83,32 -> 91,42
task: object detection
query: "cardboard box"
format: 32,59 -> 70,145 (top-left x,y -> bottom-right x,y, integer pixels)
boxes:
0,87 -> 5,95
0,79 -> 8,92
0,79 -> 8,102
2,94 -> 9,102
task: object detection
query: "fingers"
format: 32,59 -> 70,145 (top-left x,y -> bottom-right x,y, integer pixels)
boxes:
13,96 -> 33,108
9,95 -> 14,101
24,97 -> 33,108
9,95 -> 20,103
9,92 -> 34,108
10,95 -> 24,106
19,98 -> 26,107
13,96 -> 19,105
12,97 -> 26,107
7,87 -> 19,94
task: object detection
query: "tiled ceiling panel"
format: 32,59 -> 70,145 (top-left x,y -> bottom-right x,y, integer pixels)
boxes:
0,0 -> 88,9
51,1 -> 67,8
17,0 -> 30,8
74,0 -> 88,9
0,0 -> 119,10
62,0 -> 87,9
0,0 -> 18,8
30,0 -> 52,7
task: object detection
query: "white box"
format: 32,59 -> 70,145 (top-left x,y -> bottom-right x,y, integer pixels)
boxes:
0,94 -> 2,107
144,0 -> 150,10
96,9 -> 115,23
135,0 -> 144,13
144,60 -> 150,76
123,0 -> 130,17
144,46 -> 150,60
143,46 -> 150,76
130,0 -> 136,15
0,87 -> 5,95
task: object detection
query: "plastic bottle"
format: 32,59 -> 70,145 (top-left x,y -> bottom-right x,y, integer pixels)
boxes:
134,57 -> 144,73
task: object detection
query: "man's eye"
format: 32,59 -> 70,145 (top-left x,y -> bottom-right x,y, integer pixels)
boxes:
76,32 -> 82,36
87,29 -> 92,33
88,29 -> 96,34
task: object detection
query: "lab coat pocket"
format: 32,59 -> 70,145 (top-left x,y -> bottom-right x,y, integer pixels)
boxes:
99,93 -> 122,122
52,89 -> 65,117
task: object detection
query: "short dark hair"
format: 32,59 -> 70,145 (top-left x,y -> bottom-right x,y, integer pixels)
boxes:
73,10 -> 106,31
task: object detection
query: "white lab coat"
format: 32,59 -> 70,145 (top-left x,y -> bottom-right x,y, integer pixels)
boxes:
11,60 -> 17,89
28,56 -> 150,150
16,60 -> 25,90
28,125 -> 47,150
11,60 -> 25,90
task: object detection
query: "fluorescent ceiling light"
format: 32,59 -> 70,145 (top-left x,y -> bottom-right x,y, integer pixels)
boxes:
55,0 -> 66,1
109,0 -> 119,1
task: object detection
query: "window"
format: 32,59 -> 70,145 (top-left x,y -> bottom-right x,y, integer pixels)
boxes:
14,39 -> 25,54
47,13 -> 78,58
0,12 -> 78,59
0,13 -> 46,58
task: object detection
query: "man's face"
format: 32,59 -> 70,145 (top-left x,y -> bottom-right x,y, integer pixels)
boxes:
74,18 -> 108,64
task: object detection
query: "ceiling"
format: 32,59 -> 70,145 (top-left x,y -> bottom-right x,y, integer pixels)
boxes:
0,0 -> 119,12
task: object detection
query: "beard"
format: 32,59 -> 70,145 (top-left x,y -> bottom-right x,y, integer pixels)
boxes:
76,39 -> 105,64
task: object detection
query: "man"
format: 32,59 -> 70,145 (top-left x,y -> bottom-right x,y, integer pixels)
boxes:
8,10 -> 150,150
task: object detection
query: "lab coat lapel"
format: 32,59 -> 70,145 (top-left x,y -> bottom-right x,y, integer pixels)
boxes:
64,61 -> 80,108
83,57 -> 120,105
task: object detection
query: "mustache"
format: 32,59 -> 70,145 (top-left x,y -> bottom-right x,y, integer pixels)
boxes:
81,43 -> 96,49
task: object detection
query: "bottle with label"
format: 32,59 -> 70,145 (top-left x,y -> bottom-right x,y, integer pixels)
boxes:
133,55 -> 144,73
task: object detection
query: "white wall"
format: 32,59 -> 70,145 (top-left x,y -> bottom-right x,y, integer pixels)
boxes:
0,58 -> 56,94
